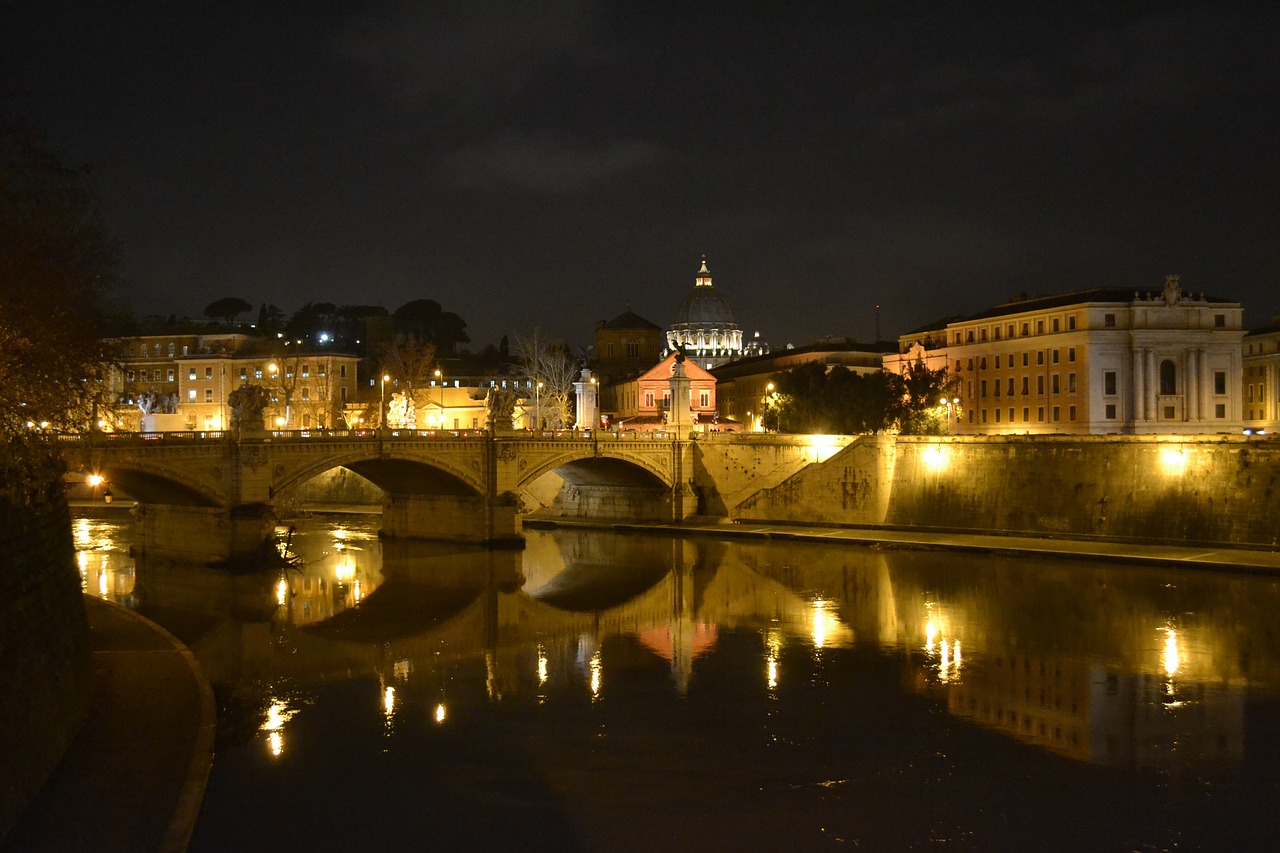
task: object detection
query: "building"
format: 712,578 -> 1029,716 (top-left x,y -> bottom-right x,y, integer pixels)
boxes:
713,339 -> 893,431
180,348 -> 360,431
593,309 -> 666,417
891,277 -> 1245,435
610,353 -> 717,432
1243,316 -> 1280,434
664,256 -> 748,370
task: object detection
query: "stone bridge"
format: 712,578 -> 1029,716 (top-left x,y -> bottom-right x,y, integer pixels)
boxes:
58,429 -> 712,560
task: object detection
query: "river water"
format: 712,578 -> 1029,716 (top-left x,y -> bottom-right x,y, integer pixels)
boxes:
73,512 -> 1280,851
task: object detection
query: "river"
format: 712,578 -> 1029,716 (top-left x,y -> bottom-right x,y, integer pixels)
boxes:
73,511 -> 1280,851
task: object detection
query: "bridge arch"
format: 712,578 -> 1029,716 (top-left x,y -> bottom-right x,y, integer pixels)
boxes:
515,447 -> 673,492
272,448 -> 485,499
73,460 -> 224,507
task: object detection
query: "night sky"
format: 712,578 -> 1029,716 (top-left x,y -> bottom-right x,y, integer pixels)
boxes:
4,2 -> 1277,350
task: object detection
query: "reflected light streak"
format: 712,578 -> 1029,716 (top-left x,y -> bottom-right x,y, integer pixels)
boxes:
260,700 -> 300,759
434,704 -> 447,724
276,578 -> 288,606
537,645 -> 548,685
98,571 -> 107,597
334,554 -> 356,583
925,619 -> 937,653
1163,628 -> 1180,677
383,686 -> 396,716
590,651 -> 602,699
268,731 -> 283,757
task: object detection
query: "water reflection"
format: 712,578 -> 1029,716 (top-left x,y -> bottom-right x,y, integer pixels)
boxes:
73,512 -> 1280,780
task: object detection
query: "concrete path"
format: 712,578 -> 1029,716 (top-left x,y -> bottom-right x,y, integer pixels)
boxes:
1,598 -> 215,853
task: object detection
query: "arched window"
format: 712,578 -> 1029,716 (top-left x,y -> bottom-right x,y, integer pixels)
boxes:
1159,359 -> 1177,395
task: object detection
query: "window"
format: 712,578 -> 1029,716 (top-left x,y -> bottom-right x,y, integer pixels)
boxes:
955,360 -> 962,372
626,340 -> 639,357
1052,318 -> 1060,332
188,389 -> 196,401
1037,407 -> 1045,422
1215,403 -> 1226,418
955,333 -> 962,345
188,368 -> 196,380
1068,405 -> 1076,421
255,369 -> 263,380
607,343 -> 616,357
994,381 -> 1001,398
1008,324 -> 1015,337
1103,313 -> 1116,327
204,389 -> 212,402
1052,406 -> 1060,421
341,387 -> 347,402
967,359 -> 974,370
699,390 -> 710,408
1068,347 -> 1076,363
994,327 -> 1001,340
1159,360 -> 1177,395
1037,351 -> 1044,366
1023,407 -> 1030,422
167,369 -> 175,382
302,364 -> 310,378
995,408 -> 1001,422
1037,376 -> 1045,395
152,370 -> 161,382
153,344 -> 161,356
981,409 -> 988,423
1052,349 -> 1060,364
1164,406 -> 1175,419
981,328 -> 988,341
995,355 -> 1001,368
1068,316 -> 1076,331
1036,320 -> 1044,334
1104,371 -> 1117,395
302,388 -> 311,401
1020,323 -> 1029,336
204,367 -> 213,380
167,343 -> 175,356
644,391 -> 654,408
1008,408 -> 1015,422
662,392 -> 671,408
1022,352 -> 1029,367
1021,377 -> 1029,395
1105,404 -> 1117,419
126,370 -> 135,382
980,357 -> 987,370
1214,371 -> 1226,395
1215,314 -> 1225,327
966,330 -> 974,342
1052,374 -> 1060,394
239,368 -> 247,380
1007,378 -> 1014,395
967,380 -> 973,398
340,365 -> 347,378
980,380 -> 987,398
1068,373 -> 1076,394
182,345 -> 189,356
139,345 -> 147,357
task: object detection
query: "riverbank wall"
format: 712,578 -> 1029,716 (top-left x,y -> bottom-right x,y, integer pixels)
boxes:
726,435 -> 1280,548
1,467 -> 90,836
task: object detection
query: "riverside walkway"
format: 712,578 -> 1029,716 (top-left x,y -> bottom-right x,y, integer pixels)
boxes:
4,524 -> 1278,853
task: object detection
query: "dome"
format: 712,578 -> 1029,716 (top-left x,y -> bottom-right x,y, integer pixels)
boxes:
665,256 -> 745,368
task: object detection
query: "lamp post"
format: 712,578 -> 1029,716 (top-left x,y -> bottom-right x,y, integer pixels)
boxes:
535,381 -> 543,431
380,373 -> 390,433
435,368 -> 443,429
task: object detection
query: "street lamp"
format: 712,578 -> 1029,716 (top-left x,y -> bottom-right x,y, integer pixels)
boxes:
380,374 -> 390,432
535,381 -> 543,431
435,368 -> 443,429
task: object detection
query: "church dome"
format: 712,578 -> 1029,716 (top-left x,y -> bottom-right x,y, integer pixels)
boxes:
666,256 -> 744,368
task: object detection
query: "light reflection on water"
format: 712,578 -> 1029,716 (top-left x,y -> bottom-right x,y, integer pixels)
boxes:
74,512 -> 1280,850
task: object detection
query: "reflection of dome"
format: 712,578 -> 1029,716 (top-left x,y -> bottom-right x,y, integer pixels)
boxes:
666,256 -> 744,368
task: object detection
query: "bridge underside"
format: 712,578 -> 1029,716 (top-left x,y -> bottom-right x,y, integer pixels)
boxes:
524,458 -> 675,522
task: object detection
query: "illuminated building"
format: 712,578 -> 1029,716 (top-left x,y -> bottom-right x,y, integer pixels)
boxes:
1242,317 -> 1280,434
609,353 -> 717,432
887,277 -> 1245,435
664,256 -> 757,370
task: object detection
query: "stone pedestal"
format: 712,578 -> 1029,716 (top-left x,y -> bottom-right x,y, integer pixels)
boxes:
133,502 -> 277,562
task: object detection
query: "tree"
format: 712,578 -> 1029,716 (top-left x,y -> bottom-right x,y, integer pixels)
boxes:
256,303 -> 286,335
378,338 -> 438,418
393,299 -> 470,354
1,123 -> 120,443
203,296 -> 253,325
511,329 -> 579,430
892,357 -> 958,435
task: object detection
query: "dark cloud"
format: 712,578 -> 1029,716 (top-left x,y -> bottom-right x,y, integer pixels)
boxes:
3,1 -> 1277,349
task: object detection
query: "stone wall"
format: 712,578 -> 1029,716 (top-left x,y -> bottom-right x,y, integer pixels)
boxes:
0,476 -> 90,836
731,435 -> 1280,548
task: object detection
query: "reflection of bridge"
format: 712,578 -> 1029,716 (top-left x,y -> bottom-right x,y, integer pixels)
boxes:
61,432 -> 695,560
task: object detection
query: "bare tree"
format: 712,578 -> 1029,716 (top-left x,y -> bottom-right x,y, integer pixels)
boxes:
379,339 -> 438,412
511,329 -> 579,430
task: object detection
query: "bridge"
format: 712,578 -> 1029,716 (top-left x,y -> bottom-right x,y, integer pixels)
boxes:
59,428 -> 796,561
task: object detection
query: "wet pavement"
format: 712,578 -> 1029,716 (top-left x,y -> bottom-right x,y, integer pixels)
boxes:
5,522 -> 1279,853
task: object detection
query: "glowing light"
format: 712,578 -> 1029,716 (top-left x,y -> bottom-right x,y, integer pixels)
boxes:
86,473 -> 103,487
766,631 -> 782,691
1163,628 -> 1180,677
276,578 -> 288,606
922,446 -> 947,472
1160,447 -> 1186,474
925,619 -> 937,653
434,703 -> 447,724
383,686 -> 396,716
98,571 -> 107,597
260,699 -> 300,759
804,434 -> 843,462
334,554 -> 356,583
537,646 -> 548,685
589,651 -> 602,698
268,731 -> 283,757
